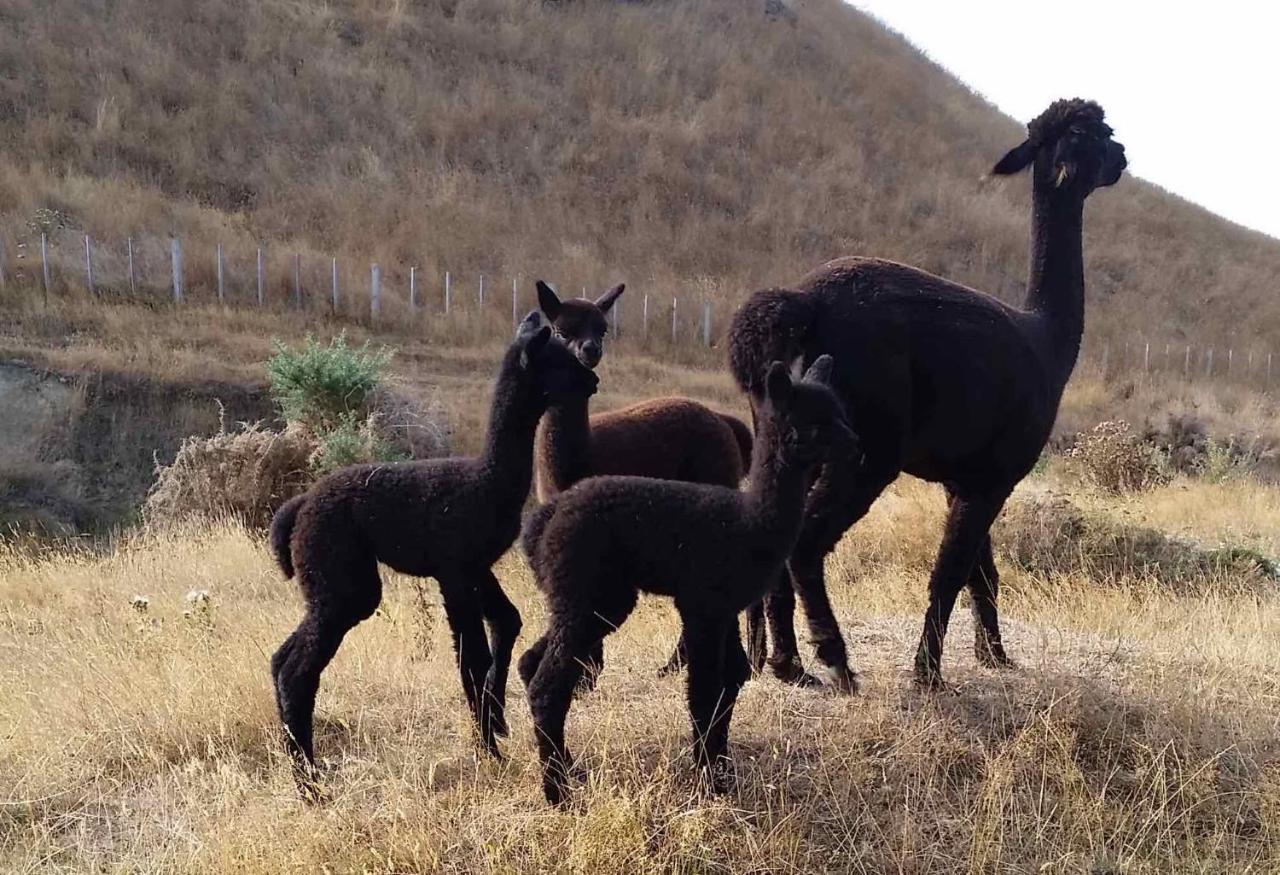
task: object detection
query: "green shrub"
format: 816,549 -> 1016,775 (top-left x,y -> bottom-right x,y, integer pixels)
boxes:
267,333 -> 392,433
310,412 -> 407,475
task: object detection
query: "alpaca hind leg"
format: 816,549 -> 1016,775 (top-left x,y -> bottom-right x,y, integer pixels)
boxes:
967,536 -> 1014,668
529,591 -> 637,805
657,634 -> 687,677
682,614 -> 734,793
476,569 -> 522,738
915,490 -> 1009,689
272,609 -> 354,798
438,573 -> 499,756
744,599 -> 766,675
762,572 -> 818,686
578,638 -> 605,694
789,463 -> 896,693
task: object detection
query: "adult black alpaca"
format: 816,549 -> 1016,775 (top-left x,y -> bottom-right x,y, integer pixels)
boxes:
533,280 -> 762,678
268,312 -> 597,789
730,99 -> 1127,690
519,357 -> 854,804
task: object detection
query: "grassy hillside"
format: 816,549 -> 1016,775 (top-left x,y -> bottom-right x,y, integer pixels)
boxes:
2,0 -> 1279,352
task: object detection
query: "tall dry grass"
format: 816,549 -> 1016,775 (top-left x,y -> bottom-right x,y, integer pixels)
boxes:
1,0 -> 1278,354
3,473 -> 1280,872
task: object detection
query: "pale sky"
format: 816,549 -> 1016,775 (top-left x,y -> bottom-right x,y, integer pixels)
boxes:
851,1 -> 1279,240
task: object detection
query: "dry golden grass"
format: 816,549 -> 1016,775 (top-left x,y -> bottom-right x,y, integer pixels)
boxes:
4,474 -> 1280,872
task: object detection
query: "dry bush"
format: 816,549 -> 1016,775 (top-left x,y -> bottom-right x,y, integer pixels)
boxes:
994,487 -> 1278,587
368,384 -> 452,461
1066,420 -> 1169,494
144,419 -> 312,529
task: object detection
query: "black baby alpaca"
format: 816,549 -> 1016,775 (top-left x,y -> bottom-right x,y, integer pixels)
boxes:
268,312 -> 597,794
519,356 -> 854,805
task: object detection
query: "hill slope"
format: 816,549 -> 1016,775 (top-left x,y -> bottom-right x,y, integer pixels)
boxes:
1,0 -> 1277,349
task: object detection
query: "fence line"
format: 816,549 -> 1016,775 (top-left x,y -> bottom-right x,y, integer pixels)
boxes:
3,227 -> 1276,382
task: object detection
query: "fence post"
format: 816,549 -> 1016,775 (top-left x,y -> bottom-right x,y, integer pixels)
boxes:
643,293 -> 649,337
1101,344 -> 1109,377
256,247 -> 264,307
1227,349 -> 1233,376
1206,348 -> 1213,378
293,253 -> 302,308
40,232 -> 50,303
671,297 -> 678,341
613,295 -> 620,336
84,234 -> 95,296
0,235 -> 6,290
216,243 -> 225,303
512,277 -> 518,329
127,237 -> 136,295
479,274 -> 485,308
1142,341 -> 1149,374
170,237 -> 183,304
702,300 -> 712,347
1184,345 -> 1190,378
1269,353 -> 1274,386
331,257 -> 340,314
409,266 -> 417,311
370,264 -> 381,320
444,271 -> 451,314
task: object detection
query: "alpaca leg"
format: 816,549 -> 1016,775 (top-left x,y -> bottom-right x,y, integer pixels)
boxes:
271,609 -> 353,795
682,614 -> 734,792
762,571 -> 818,686
914,490 -> 1009,689
437,574 -> 499,756
529,591 -> 638,805
706,625 -> 752,791
967,536 -> 1014,668
518,635 -> 548,688
579,638 -> 605,693
788,463 -> 897,692
744,600 -> 767,675
657,635 -> 688,677
476,569 -> 522,738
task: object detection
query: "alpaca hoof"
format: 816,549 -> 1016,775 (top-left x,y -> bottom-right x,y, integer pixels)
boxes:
490,711 -> 510,739
574,672 -> 600,696
542,757 -> 585,806
975,641 -> 1016,670
699,757 -> 737,795
768,654 -> 814,687
656,659 -> 685,678
816,663 -> 859,695
913,670 -> 959,696
292,763 -> 331,804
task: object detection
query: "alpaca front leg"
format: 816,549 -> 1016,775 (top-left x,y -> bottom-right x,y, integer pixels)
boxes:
477,569 -> 522,738
438,575 -> 499,756
682,615 -> 734,793
915,491 -> 1008,689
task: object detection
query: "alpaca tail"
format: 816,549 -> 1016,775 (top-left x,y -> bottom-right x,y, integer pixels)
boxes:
269,494 -> 307,579
727,287 -> 816,396
718,413 -> 754,477
520,500 -> 558,588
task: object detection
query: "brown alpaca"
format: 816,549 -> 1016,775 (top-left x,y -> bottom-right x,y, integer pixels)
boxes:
267,312 -> 597,794
533,280 -> 764,677
727,99 -> 1127,691
518,357 -> 854,804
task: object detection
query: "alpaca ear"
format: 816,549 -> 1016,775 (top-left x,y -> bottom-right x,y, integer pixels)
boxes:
594,283 -> 625,314
536,281 -> 562,320
515,308 -> 543,342
992,139 -> 1036,175
520,325 -> 552,369
802,354 -> 834,386
765,361 -> 793,409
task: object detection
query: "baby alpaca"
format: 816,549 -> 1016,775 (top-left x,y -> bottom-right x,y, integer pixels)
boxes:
519,356 -> 854,804
268,312 -> 597,792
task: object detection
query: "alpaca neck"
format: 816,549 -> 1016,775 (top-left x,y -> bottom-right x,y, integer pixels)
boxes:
1023,179 -> 1086,386
540,396 -> 593,492
477,362 -> 542,501
744,412 -> 809,543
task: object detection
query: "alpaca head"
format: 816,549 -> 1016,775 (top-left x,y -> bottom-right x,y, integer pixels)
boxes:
514,310 -> 600,404
761,355 -> 856,465
992,99 -> 1127,196
535,280 -> 625,369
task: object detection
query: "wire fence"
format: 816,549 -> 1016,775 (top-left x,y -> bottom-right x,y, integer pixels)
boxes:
1,225 -> 1274,391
